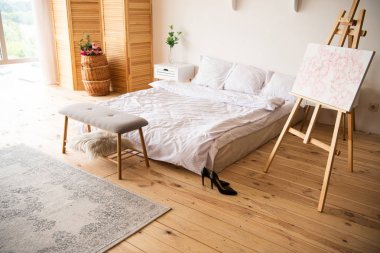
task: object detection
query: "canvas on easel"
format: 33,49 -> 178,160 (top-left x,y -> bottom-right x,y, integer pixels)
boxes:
301,0 -> 367,128
299,0 -> 368,175
264,43 -> 374,212
292,43 -> 374,112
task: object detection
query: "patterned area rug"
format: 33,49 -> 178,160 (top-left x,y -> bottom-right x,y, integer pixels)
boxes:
0,145 -> 170,253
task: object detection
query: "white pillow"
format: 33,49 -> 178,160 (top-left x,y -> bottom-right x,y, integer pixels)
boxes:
261,72 -> 296,102
191,56 -> 234,89
224,63 -> 266,94
265,70 -> 274,85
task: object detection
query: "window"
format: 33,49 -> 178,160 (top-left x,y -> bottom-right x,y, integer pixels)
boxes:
0,0 -> 38,64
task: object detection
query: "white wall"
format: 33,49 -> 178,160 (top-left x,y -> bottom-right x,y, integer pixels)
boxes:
152,0 -> 380,134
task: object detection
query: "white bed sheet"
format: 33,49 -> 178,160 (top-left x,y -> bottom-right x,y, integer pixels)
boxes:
99,81 -> 289,175
207,101 -> 294,169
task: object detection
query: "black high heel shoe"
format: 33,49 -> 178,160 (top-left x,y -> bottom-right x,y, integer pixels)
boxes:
210,171 -> 237,196
201,168 -> 229,187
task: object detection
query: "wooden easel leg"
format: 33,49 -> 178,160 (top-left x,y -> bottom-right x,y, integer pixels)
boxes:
117,133 -> 122,180
303,104 -> 321,144
62,116 -> 68,154
347,35 -> 353,48
318,111 -> 343,212
87,125 -> 91,132
325,10 -> 346,45
348,112 -> 354,172
264,97 -> 302,173
342,113 -> 346,141
352,108 -> 356,131
337,0 -> 360,47
300,105 -> 311,132
351,9 -> 366,49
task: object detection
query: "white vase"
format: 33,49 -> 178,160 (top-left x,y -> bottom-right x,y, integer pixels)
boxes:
168,47 -> 173,64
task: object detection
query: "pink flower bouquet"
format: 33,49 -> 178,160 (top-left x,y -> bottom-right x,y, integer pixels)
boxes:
79,34 -> 103,56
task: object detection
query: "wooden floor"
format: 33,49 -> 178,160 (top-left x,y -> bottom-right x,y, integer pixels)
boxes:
1,81 -> 380,253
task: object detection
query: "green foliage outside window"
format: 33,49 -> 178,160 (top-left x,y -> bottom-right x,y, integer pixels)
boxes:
0,0 -> 37,59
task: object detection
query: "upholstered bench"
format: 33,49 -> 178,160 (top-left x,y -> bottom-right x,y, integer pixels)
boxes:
59,102 -> 149,179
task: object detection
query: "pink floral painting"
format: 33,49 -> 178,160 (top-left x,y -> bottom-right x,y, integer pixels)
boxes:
292,43 -> 374,112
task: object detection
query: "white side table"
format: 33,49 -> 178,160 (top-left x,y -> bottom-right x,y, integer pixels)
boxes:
154,63 -> 195,82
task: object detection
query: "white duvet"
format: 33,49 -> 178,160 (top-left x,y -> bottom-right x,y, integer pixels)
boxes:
99,80 -> 285,175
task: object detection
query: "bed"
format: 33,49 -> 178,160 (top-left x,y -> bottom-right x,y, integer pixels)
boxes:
98,62 -> 302,175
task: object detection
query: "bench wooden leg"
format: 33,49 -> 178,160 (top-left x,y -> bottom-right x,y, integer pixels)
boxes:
139,128 -> 150,167
62,116 -> 68,154
117,133 -> 122,180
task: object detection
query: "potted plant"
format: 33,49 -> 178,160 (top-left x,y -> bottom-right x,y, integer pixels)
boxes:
79,34 -> 103,57
165,25 -> 182,64
79,34 -> 110,96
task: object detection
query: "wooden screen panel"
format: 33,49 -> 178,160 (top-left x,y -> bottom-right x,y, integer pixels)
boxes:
126,0 -> 153,91
101,0 -> 128,93
50,0 -> 73,90
70,0 -> 103,90
129,42 -> 152,91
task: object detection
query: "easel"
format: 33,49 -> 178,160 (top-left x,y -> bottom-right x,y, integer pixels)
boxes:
300,0 -> 367,172
264,0 -> 369,212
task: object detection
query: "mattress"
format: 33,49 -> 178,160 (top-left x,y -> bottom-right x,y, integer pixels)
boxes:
208,104 -> 303,172
99,80 -> 294,175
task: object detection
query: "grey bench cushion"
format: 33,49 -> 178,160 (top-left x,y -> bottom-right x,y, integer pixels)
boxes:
59,103 -> 148,133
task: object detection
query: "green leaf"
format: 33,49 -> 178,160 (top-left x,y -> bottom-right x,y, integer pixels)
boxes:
166,25 -> 182,48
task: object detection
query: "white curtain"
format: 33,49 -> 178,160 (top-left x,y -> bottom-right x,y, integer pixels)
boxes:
32,0 -> 57,85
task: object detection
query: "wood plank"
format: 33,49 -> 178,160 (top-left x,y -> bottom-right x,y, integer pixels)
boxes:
127,230 -> 180,253
157,213 -> 258,253
145,222 -> 219,253
107,241 -> 145,253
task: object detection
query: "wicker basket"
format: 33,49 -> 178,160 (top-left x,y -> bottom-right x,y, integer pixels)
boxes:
82,79 -> 111,96
81,65 -> 110,81
81,54 -> 109,68
81,54 -> 110,96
